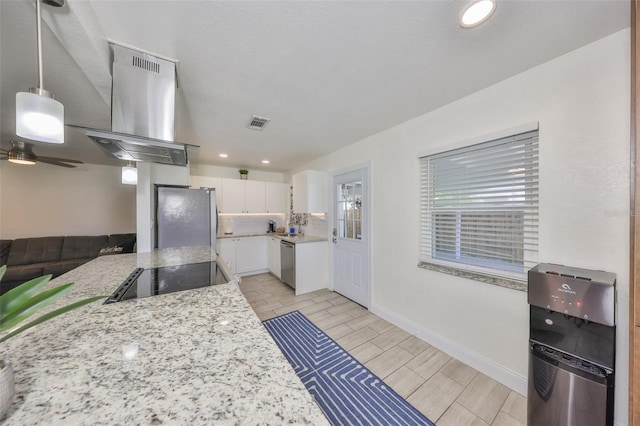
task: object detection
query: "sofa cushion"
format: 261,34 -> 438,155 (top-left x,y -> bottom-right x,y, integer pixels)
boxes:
61,235 -> 108,261
0,240 -> 11,266
1,264 -> 45,284
7,237 -> 64,266
99,233 -> 136,255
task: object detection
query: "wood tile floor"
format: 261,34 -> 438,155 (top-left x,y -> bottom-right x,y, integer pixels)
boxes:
240,273 -> 527,426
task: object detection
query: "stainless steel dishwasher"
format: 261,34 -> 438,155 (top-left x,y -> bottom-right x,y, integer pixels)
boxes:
280,240 -> 296,289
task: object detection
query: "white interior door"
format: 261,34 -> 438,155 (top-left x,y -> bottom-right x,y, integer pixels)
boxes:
333,168 -> 369,307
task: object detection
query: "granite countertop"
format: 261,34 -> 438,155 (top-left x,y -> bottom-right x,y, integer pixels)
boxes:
0,246 -> 328,425
218,233 -> 327,244
277,235 -> 327,244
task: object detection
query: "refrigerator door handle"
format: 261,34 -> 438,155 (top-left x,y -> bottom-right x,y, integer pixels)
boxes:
211,189 -> 218,248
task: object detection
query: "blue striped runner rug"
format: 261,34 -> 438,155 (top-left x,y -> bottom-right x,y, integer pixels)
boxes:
263,310 -> 435,426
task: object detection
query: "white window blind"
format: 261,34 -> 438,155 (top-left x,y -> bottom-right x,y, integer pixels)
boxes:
419,130 -> 539,281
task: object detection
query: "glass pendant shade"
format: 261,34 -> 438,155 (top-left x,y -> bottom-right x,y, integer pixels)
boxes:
16,90 -> 64,144
122,164 -> 138,185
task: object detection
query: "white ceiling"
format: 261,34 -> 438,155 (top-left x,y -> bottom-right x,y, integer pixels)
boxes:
0,0 -> 630,172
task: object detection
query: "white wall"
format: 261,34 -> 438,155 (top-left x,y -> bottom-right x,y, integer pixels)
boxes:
0,162 -> 136,239
292,29 -> 630,424
190,163 -> 285,182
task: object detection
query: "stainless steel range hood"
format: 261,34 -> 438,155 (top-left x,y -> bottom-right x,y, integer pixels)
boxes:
81,127 -> 191,165
75,44 -> 197,166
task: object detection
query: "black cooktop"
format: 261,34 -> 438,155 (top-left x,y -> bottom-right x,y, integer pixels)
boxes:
106,261 -> 229,304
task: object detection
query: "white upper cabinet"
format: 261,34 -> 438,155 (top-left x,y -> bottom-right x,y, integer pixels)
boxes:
266,182 -> 289,213
190,175 -> 223,212
222,179 -> 245,213
192,176 -> 288,214
244,180 -> 266,213
221,178 -> 266,213
293,170 -> 327,213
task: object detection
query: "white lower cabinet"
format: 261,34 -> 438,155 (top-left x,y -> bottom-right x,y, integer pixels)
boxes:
294,241 -> 328,295
236,236 -> 268,274
216,238 -> 237,273
217,236 -> 327,292
268,236 -> 281,278
216,236 -> 268,276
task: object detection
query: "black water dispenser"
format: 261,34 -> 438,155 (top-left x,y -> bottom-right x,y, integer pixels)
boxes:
527,263 -> 616,426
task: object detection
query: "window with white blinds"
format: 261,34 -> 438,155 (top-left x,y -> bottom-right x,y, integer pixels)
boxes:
419,130 -> 539,281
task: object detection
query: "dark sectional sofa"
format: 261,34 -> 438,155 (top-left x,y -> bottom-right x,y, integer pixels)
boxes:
0,233 -> 136,295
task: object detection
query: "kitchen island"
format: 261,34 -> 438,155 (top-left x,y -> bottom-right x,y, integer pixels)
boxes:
0,247 -> 328,425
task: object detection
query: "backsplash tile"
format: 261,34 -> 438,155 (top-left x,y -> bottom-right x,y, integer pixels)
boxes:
218,214 -> 286,235
300,214 -> 328,238
218,213 -> 328,238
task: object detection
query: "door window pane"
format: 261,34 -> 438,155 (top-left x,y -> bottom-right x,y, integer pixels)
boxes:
337,180 -> 363,240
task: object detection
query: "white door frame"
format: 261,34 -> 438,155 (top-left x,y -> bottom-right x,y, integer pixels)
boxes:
330,162 -> 372,308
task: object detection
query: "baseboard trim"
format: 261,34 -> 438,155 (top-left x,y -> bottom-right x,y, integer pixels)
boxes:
238,268 -> 270,277
369,302 -> 527,396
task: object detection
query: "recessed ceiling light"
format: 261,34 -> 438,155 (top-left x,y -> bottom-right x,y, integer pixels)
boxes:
219,153 -> 228,158
460,0 -> 496,28
261,160 -> 270,164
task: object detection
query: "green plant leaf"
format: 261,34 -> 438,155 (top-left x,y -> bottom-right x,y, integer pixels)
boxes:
0,282 -> 74,332
0,273 -> 53,318
0,295 -> 106,343
0,265 -> 6,281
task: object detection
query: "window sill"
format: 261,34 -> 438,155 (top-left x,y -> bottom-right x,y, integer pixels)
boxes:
417,261 -> 527,292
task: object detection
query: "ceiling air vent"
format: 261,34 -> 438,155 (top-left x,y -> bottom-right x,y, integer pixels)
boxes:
248,116 -> 271,130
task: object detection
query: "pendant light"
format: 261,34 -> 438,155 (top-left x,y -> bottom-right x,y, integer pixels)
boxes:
121,162 -> 138,185
15,0 -> 65,144
7,142 -> 37,165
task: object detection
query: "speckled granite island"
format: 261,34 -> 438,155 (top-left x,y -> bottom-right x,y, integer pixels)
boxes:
0,247 -> 329,425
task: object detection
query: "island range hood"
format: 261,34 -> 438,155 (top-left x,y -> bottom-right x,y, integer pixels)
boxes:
75,44 -> 197,166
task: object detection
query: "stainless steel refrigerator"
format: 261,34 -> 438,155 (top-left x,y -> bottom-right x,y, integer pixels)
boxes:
155,186 -> 217,249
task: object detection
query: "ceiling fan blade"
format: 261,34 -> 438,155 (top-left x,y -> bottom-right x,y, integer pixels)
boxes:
37,158 -> 77,168
37,156 -> 84,164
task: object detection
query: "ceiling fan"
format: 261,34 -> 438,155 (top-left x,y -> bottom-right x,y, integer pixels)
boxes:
1,140 -> 83,168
